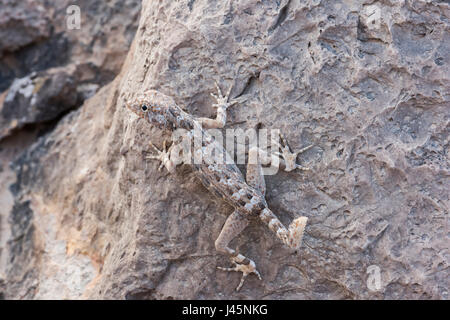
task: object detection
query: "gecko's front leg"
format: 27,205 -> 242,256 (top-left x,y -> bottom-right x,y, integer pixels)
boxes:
274,133 -> 313,172
197,82 -> 240,129
146,140 -> 183,173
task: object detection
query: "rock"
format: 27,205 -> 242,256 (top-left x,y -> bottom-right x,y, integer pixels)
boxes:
0,69 -> 80,138
0,0 -> 141,93
0,0 -> 141,137
0,0 -> 50,55
0,277 -> 4,299
1,0 -> 449,299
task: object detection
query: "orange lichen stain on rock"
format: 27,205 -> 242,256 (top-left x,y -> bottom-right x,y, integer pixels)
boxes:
30,193 -> 105,269
66,227 -> 107,268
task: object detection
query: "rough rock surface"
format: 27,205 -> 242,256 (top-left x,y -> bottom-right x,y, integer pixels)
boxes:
0,69 -> 81,138
0,0 -> 141,135
0,0 -> 51,55
1,0 -> 449,299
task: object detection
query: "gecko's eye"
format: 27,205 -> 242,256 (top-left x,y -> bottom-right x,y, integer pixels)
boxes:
141,104 -> 148,112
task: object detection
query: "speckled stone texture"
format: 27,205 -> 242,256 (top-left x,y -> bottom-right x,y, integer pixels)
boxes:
0,0 -> 141,136
0,0 -> 448,299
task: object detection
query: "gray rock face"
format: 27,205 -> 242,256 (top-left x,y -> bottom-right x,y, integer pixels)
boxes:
0,70 -> 80,137
0,0 -> 449,299
0,0 -> 141,117
0,0 -> 50,55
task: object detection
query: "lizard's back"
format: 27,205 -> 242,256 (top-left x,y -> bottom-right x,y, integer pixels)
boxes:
191,127 -> 267,215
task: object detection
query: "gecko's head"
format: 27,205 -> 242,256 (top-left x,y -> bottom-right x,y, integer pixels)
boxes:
125,90 -> 191,130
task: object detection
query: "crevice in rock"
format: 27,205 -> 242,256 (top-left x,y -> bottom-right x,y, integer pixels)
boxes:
0,32 -> 71,92
236,72 -> 260,98
269,0 -> 291,33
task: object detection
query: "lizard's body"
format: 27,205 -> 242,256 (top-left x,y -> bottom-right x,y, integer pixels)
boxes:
125,84 -> 311,290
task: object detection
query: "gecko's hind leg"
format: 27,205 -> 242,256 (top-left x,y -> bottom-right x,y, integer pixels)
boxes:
273,133 -> 313,172
216,210 -> 262,291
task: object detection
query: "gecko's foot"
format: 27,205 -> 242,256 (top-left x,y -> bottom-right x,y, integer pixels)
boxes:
217,257 -> 262,291
273,133 -> 313,172
146,140 -> 172,171
210,82 -> 239,110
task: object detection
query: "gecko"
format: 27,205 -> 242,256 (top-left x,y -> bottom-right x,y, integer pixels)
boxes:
125,83 -> 312,291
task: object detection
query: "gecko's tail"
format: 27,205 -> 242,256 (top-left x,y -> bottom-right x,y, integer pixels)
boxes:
259,208 -> 308,249
287,216 -> 308,248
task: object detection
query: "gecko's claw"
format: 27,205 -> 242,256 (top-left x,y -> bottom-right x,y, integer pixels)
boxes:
295,144 -> 314,156
217,257 -> 262,291
214,81 -> 223,97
